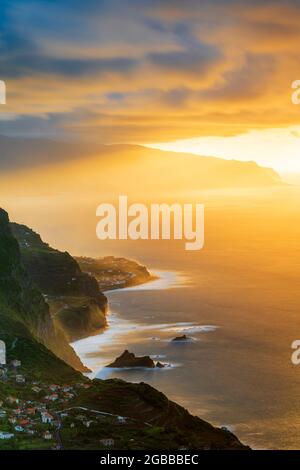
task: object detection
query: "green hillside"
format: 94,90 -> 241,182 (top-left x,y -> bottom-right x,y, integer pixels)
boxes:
11,223 -> 107,342
0,208 -> 249,450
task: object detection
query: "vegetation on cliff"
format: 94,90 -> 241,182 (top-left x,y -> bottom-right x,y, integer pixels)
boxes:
0,208 -> 249,450
0,210 -> 86,371
76,256 -> 154,291
11,223 -> 107,342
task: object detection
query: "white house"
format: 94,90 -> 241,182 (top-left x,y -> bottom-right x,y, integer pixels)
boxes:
117,416 -> 127,424
41,411 -> 54,424
45,393 -> 58,402
16,375 -> 25,384
99,438 -> 115,447
0,341 -> 6,365
83,420 -> 94,428
11,359 -> 21,368
14,426 -> 24,432
0,432 -> 14,440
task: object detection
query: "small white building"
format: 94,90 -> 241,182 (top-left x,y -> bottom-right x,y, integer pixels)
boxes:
0,432 -> 14,440
41,411 -> 54,424
12,359 -> 21,368
99,438 -> 115,447
7,396 -> 19,404
0,341 -> 6,365
83,420 -> 94,428
14,426 -> 24,432
45,393 -> 58,402
16,375 -> 25,384
117,416 -> 127,424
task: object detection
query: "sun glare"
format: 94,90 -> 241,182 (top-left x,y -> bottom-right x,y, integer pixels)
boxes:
146,126 -> 300,175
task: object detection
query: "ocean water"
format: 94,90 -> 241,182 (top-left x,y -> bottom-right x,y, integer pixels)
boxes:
72,186 -> 300,449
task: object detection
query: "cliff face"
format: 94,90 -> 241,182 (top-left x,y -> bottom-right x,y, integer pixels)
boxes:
0,209 -> 87,371
10,222 -> 107,301
11,223 -> 107,342
0,208 -> 249,450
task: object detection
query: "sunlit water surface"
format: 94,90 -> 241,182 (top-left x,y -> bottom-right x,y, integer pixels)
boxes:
70,186 -> 300,449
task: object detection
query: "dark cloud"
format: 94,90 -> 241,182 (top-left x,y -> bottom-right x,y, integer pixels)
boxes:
0,54 -> 138,79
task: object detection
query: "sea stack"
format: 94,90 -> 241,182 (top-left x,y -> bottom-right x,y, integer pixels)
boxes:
106,350 -> 156,368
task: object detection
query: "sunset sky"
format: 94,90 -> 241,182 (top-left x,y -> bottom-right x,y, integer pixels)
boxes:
1,0 -> 300,172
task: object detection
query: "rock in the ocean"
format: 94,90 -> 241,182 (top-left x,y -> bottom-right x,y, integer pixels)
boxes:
156,361 -> 165,368
106,350 -> 156,368
171,334 -> 191,342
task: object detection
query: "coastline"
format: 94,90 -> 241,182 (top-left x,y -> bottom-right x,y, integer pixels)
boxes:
71,270 -> 186,375
103,269 -> 188,293
71,270 -> 217,380
102,273 -> 159,292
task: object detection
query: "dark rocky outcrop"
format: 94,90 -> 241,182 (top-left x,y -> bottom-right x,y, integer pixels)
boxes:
172,334 -> 192,342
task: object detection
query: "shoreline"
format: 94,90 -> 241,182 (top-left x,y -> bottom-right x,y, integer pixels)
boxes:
102,273 -> 159,293
71,270 -> 190,377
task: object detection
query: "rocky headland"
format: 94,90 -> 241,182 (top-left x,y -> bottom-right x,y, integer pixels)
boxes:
76,256 -> 156,291
0,208 -> 250,450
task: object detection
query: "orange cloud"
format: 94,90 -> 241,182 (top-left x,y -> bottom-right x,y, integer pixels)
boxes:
1,0 -> 300,143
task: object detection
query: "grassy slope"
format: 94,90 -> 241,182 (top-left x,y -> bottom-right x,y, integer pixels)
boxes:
0,210 -> 87,372
0,208 -> 249,450
11,223 -> 107,343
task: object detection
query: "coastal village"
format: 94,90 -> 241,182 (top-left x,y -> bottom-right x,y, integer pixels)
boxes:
76,256 -> 154,291
0,340 -> 130,450
0,210 -> 249,451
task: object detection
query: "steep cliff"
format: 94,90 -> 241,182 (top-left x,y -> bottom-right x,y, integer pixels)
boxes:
0,208 -> 249,450
77,255 -> 155,290
11,223 -> 107,342
0,209 -> 87,371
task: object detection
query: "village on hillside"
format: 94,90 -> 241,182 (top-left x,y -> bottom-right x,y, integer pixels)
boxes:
0,340 -> 135,450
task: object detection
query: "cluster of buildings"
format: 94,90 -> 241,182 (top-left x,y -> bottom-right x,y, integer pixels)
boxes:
0,341 -> 128,449
0,352 -> 91,445
42,383 -> 77,403
0,395 -> 55,441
